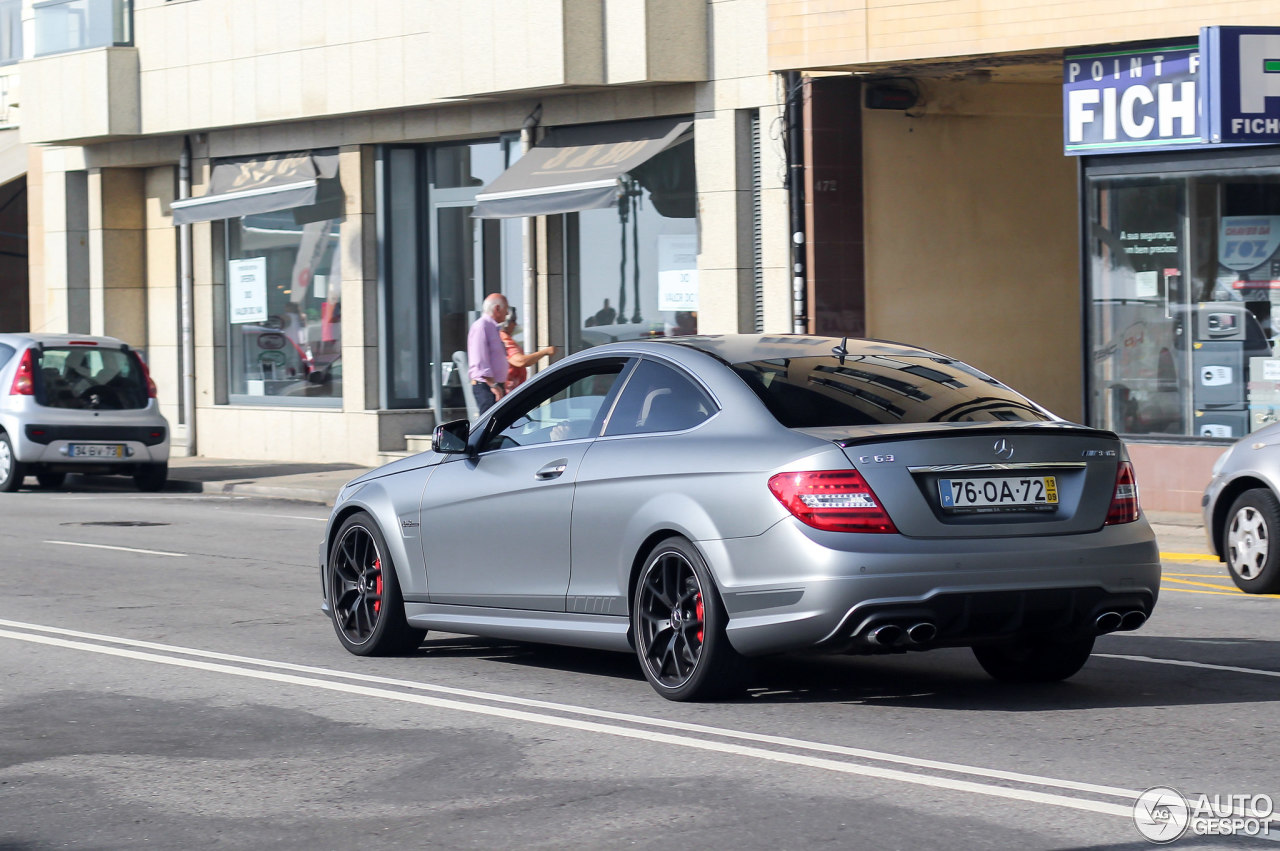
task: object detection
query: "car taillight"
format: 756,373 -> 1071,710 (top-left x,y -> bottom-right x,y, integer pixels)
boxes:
768,469 -> 897,533
134,354 -> 157,399
8,348 -> 35,395
1105,461 -> 1140,525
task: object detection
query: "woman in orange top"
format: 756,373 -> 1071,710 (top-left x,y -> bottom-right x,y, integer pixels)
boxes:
501,307 -> 556,392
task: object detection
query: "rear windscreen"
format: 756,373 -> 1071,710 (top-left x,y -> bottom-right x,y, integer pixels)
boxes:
36,346 -> 150,410
731,355 -> 1053,428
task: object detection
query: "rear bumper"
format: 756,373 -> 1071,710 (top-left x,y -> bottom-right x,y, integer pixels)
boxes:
707,517 -> 1161,656
10,422 -> 169,466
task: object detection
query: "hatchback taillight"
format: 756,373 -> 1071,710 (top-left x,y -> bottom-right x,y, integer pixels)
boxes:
8,348 -> 35,396
768,469 -> 897,533
1104,461 -> 1140,525
133,353 -> 157,399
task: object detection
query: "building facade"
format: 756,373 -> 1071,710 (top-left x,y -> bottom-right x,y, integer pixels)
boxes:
21,0 -> 791,464
769,1 -> 1280,511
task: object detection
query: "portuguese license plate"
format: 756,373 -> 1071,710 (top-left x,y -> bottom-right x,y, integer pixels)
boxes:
69,443 -> 125,458
938,475 -> 1058,512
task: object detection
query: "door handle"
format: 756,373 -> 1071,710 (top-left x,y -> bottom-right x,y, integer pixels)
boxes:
535,459 -> 568,480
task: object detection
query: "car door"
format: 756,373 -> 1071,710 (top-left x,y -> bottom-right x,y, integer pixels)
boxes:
419,358 -> 631,611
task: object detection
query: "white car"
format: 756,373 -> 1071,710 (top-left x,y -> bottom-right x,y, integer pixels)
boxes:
0,333 -> 170,492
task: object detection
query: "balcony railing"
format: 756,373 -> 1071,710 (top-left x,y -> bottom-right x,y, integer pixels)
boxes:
34,0 -> 131,57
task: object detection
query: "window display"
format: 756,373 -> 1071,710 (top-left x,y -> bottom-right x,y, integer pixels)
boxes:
226,211 -> 342,405
565,139 -> 698,352
1087,164 -> 1280,439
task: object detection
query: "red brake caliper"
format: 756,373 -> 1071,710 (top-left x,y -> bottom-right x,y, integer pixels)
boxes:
695,592 -> 704,644
373,558 -> 383,614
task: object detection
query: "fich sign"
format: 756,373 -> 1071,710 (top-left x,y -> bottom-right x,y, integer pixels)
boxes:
1204,27 -> 1280,142
1063,27 -> 1280,154
1063,41 -> 1201,154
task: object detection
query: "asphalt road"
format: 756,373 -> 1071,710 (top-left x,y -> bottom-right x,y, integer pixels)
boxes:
1,487 -> 1277,850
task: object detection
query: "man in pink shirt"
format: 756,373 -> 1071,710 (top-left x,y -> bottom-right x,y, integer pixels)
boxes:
467,293 -> 510,414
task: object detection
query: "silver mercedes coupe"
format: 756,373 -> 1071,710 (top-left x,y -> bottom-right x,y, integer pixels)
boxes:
319,335 -> 1160,700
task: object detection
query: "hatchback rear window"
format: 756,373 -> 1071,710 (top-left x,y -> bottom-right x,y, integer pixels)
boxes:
36,346 -> 150,410
0,343 -> 13,370
731,355 -> 1052,428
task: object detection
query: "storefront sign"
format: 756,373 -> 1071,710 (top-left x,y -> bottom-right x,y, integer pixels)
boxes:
1218,216 -> 1280,271
657,235 -> 698,311
1204,27 -> 1280,143
228,257 -> 268,324
1063,41 -> 1201,154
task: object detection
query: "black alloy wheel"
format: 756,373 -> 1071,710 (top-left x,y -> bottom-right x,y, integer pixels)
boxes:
327,512 -> 424,656
632,537 -> 746,701
1223,488 -> 1280,594
0,433 -> 26,493
972,634 -> 1096,683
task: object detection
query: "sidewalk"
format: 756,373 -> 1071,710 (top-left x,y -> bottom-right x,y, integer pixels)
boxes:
166,456 -> 372,506
165,457 -> 1215,557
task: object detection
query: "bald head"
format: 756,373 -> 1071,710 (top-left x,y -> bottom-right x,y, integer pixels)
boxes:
482,293 -> 509,319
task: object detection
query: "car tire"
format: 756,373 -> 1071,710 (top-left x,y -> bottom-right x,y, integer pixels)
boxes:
133,463 -> 168,492
632,536 -> 748,701
972,635 -> 1095,683
1223,488 -> 1280,594
0,433 -> 27,493
36,473 -> 66,489
327,511 -> 425,656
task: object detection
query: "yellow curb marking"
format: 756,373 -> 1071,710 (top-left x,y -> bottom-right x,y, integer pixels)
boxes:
1160,552 -> 1218,563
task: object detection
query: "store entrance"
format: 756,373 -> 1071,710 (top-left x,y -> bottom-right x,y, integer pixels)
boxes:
381,140 -> 521,420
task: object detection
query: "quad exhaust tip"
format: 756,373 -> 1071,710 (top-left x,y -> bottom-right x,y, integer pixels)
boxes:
867,624 -> 903,646
906,622 -> 937,644
1095,611 -> 1123,633
1120,610 -> 1147,631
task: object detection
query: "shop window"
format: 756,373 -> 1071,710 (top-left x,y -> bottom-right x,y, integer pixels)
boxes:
226,212 -> 342,406
564,139 -> 698,353
1087,165 -> 1280,440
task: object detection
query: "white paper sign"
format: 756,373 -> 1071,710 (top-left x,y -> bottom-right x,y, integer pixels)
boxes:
1133,270 -> 1158,299
229,257 -> 268,325
1264,360 -> 1280,381
657,235 -> 698,311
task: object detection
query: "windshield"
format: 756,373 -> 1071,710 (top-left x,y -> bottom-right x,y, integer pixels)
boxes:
36,346 -> 150,410
731,355 -> 1053,428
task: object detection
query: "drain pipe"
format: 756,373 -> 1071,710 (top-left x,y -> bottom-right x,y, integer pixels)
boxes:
521,104 -> 542,361
784,71 -> 808,334
178,136 -> 196,455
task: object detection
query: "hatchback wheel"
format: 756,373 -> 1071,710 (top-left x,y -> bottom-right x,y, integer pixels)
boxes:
632,537 -> 747,701
972,635 -> 1095,683
0,433 -> 27,493
327,512 -> 425,656
1223,489 -> 1280,594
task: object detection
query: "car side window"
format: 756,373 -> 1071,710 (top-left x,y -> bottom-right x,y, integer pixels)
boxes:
482,363 -> 626,451
604,358 -> 716,436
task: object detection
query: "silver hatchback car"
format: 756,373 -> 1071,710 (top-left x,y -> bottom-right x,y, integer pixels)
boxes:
320,335 -> 1161,700
1202,421 -> 1280,594
0,333 -> 170,492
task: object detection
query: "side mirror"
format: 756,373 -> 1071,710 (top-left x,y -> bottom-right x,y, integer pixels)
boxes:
432,419 -> 470,454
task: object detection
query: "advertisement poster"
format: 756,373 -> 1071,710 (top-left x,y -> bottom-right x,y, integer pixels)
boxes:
657,234 -> 698,311
228,257 -> 267,325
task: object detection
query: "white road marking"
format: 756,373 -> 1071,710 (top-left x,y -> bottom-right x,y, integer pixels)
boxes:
0,619 -> 1138,798
43,540 -> 188,558
4,619 -> 1278,829
0,624 -> 1135,818
1098,653 -> 1280,678
259,514 -> 327,522
51,495 -> 240,501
